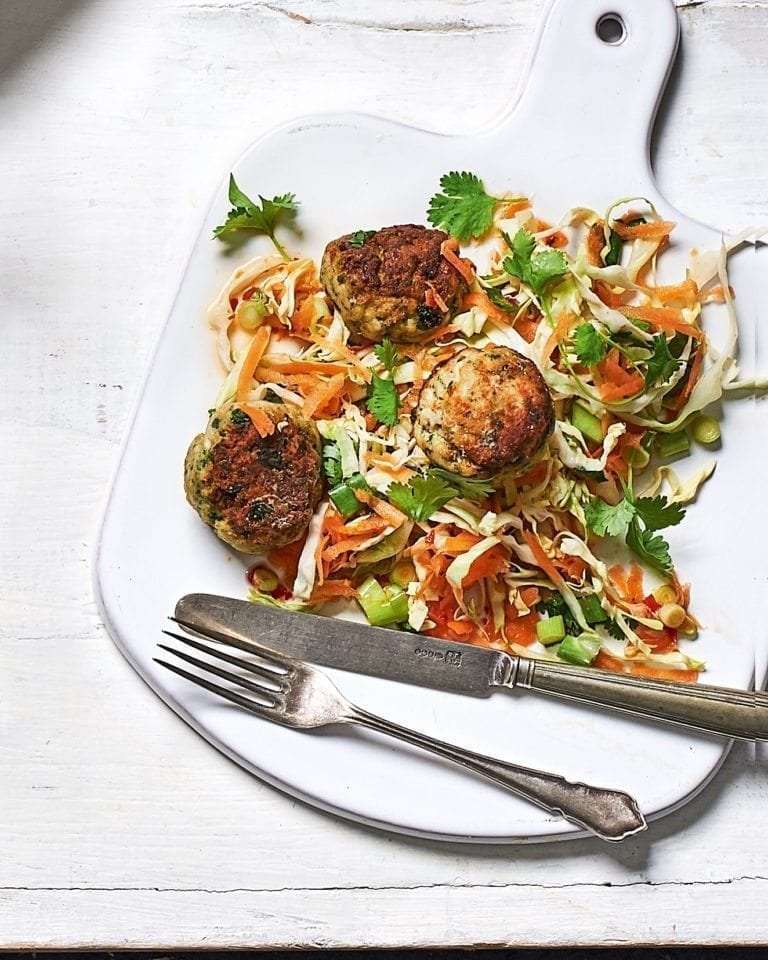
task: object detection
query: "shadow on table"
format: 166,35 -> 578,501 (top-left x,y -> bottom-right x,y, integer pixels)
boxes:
341,738 -> 758,870
0,0 -> 91,88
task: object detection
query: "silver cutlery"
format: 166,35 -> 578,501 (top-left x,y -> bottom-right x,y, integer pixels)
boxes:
174,593 -> 768,742
156,627 -> 646,842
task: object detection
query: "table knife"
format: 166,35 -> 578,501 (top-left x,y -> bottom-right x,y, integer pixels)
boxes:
174,593 -> 768,742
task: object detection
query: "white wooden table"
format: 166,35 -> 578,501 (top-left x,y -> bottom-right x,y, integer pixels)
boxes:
2,0 -> 767,949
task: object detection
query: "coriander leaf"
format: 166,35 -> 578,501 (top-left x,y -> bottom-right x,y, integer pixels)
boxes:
529,248 -> 568,293
573,323 -> 607,366
626,520 -> 674,576
230,407 -> 250,426
604,618 -> 626,640
427,171 -> 501,242
645,334 -> 680,388
431,468 -> 495,502
374,338 -> 398,375
483,286 -> 517,312
633,495 -> 685,531
367,375 -> 400,426
604,230 -> 623,267
387,472 -> 458,522
213,174 -> 298,258
503,228 -> 567,299
584,496 -> 636,538
323,442 -> 343,486
348,229 -> 375,248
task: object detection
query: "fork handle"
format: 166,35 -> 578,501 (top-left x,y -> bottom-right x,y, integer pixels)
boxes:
348,707 -> 645,841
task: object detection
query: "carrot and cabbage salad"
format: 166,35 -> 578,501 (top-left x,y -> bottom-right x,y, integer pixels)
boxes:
203,172 -> 763,682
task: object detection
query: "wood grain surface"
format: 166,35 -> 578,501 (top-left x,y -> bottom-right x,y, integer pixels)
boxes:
1,0 -> 767,949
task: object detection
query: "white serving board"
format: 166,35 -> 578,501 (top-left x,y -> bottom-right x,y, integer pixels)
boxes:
94,0 -> 760,842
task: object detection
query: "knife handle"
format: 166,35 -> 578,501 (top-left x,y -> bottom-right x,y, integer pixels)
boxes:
350,708 -> 645,842
516,660 -> 768,741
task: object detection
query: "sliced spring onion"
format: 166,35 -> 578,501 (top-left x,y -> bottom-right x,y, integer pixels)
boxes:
328,482 -> 361,519
571,403 -> 604,443
536,615 -> 566,645
658,603 -> 686,628
390,560 -> 417,589
358,576 -> 408,627
678,617 -> 699,640
691,415 -> 721,445
382,584 -> 409,623
653,584 -> 677,605
249,567 -> 279,592
235,297 -> 267,330
557,633 -> 602,666
656,429 -> 690,459
579,594 -> 608,625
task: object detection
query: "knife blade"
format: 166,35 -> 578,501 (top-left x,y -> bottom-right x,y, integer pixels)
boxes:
174,593 -> 768,742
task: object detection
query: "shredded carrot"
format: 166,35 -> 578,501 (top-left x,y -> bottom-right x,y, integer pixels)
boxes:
619,304 -> 704,341
500,199 -> 531,218
546,230 -> 568,250
586,223 -> 605,266
463,544 -> 508,587
612,220 -> 675,241
516,460 -> 548,487
309,334 -> 372,381
443,532 -> 484,554
608,564 -> 630,599
543,310 -> 576,362
645,278 -> 699,305
504,610 -> 539,647
303,373 -> 346,419
672,343 -> 704,412
594,280 -> 625,309
322,536 -> 377,562
515,312 -> 540,343
291,293 -> 317,335
627,562 -> 645,601
426,280 -> 449,313
440,239 -> 475,285
522,530 -> 565,586
353,489 -> 408,527
267,537 -> 306,584
310,579 -> 358,602
368,455 -> 414,483
260,356 -> 350,376
555,555 -> 587,581
236,326 -> 271,400
594,650 -> 698,683
340,516 -> 389,538
607,562 -> 644,602
594,348 -> 644,400
519,586 -> 540,608
239,402 -> 275,437
699,283 -> 733,305
463,290 -> 511,323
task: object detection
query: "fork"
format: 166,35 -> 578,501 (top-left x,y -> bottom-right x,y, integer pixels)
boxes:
156,627 -> 647,842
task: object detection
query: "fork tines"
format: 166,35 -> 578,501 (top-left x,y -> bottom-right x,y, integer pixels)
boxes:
155,628 -> 287,716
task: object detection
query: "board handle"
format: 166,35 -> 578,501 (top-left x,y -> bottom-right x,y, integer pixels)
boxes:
501,0 -> 679,187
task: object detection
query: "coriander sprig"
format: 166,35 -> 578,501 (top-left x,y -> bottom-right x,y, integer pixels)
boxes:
502,228 -> 568,300
213,174 -> 299,258
367,338 -> 401,427
427,171 -> 510,242
585,486 -> 685,576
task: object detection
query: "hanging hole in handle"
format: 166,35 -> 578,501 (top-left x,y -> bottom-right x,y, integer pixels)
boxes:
596,13 -> 627,45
